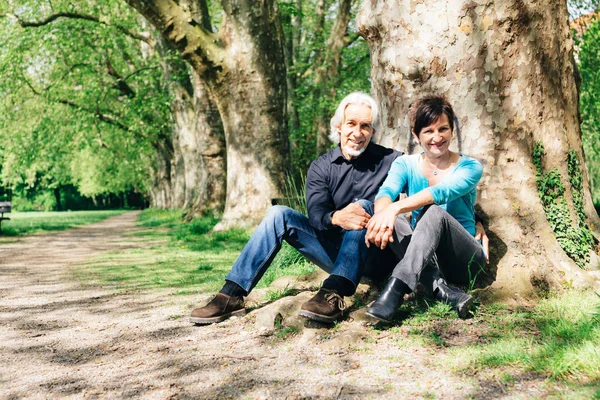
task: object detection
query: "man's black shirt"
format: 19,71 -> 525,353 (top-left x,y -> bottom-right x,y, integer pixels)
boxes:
306,143 -> 402,231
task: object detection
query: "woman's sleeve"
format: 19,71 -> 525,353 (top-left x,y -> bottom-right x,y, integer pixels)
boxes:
375,156 -> 407,202
427,157 -> 483,204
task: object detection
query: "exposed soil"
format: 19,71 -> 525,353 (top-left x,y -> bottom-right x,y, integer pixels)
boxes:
0,212 -> 560,399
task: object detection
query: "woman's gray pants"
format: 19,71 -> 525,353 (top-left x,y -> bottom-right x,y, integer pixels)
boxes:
388,205 -> 487,294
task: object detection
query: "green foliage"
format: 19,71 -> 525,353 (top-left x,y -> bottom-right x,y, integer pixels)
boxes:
138,208 -> 184,228
532,142 -> 594,268
11,191 -> 57,212
280,0 -> 372,178
258,242 -> 317,289
274,318 -> 300,339
265,285 -> 297,302
576,10 -> 600,206
0,0 -> 171,206
568,150 -> 589,226
0,210 -> 125,236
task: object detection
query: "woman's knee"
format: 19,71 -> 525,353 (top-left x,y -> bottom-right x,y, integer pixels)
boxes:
419,204 -> 445,222
413,205 -> 447,232
393,214 -> 413,236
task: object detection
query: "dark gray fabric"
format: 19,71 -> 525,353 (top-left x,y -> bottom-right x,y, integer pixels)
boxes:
388,205 -> 486,292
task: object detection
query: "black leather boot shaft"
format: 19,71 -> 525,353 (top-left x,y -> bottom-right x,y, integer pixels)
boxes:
366,277 -> 409,322
435,281 -> 473,319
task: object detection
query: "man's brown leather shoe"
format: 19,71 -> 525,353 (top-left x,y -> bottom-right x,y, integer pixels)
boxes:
190,293 -> 246,325
299,288 -> 346,323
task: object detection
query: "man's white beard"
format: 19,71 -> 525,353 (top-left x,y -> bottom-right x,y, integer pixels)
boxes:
343,145 -> 366,158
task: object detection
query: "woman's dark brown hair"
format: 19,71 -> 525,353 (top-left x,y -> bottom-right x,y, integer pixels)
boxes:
409,95 -> 455,137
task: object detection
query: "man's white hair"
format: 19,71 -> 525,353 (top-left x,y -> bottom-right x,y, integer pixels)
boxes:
329,92 -> 380,144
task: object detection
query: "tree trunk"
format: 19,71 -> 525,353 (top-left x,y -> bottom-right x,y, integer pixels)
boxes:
54,187 -> 62,211
358,0 -> 600,302
150,137 -> 174,209
126,0 -> 290,229
156,36 -> 226,217
184,69 -> 227,220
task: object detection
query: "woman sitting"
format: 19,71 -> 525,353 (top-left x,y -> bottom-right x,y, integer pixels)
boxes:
365,95 -> 487,322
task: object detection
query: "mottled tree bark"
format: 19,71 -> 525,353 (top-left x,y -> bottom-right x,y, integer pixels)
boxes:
184,69 -> 227,219
358,0 -> 600,301
126,0 -> 289,229
150,137 -> 174,208
156,35 -> 226,217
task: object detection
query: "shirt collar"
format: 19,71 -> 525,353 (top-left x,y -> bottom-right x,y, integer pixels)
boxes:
330,146 -> 345,163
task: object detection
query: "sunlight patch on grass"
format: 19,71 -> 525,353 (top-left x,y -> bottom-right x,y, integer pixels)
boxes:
74,246 -> 238,294
1,210 -> 126,236
73,209 -> 318,295
441,291 -> 600,387
257,242 -> 318,289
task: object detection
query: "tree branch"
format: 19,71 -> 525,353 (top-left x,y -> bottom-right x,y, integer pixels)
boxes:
105,58 -> 136,98
124,0 -> 225,74
22,75 -> 133,134
3,12 -> 154,45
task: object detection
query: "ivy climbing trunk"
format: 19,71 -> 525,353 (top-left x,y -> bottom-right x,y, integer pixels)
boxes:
126,0 -> 289,229
358,0 -> 600,302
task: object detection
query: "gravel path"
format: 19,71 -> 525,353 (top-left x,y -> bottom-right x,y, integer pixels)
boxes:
0,212 -> 551,399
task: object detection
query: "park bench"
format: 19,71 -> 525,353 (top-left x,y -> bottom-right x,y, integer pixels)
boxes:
0,201 -> 11,233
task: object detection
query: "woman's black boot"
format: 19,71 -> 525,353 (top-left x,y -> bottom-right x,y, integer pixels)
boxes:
366,277 -> 410,322
434,281 -> 474,319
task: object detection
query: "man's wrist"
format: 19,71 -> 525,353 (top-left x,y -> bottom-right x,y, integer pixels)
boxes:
330,211 -> 338,227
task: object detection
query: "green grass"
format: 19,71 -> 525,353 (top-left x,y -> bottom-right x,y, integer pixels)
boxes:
74,209 -> 317,294
433,291 -> 600,390
0,210 -> 127,236
264,285 -> 297,302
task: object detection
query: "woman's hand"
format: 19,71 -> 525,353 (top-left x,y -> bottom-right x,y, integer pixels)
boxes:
474,221 -> 489,264
365,203 -> 400,249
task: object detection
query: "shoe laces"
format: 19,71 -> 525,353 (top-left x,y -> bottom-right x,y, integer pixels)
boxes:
325,292 -> 346,311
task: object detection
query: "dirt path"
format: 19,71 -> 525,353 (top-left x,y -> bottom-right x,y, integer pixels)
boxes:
0,212 -> 548,399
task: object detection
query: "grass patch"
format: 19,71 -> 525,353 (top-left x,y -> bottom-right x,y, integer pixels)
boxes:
257,242 -> 317,289
74,209 -> 317,294
0,210 -> 126,236
274,317 -> 301,339
264,285 -> 297,302
439,291 -> 600,386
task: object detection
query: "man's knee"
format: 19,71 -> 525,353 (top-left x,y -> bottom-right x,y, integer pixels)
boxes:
264,205 -> 297,224
355,199 -> 374,215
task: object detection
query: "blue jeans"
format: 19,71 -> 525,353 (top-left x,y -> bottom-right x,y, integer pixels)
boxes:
225,200 -> 374,295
